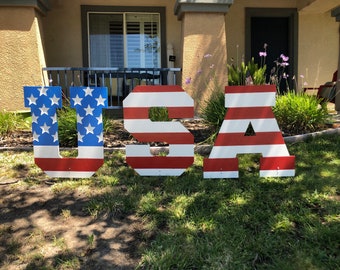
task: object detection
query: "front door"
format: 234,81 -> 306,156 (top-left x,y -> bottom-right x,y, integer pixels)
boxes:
246,8 -> 298,92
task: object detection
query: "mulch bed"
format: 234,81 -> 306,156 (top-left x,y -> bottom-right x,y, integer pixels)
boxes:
2,116 -> 339,149
0,120 -> 214,148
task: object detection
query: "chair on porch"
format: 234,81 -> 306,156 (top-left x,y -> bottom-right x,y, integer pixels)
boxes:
316,70 -> 338,103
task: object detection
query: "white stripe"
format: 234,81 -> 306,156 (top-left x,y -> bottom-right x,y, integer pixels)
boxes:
134,168 -> 187,176
44,171 -> 96,178
124,119 -> 190,133
209,145 -> 290,158
219,119 -> 280,133
34,146 -> 103,158
203,171 -> 239,179
260,169 -> 295,177
34,146 -> 61,158
78,146 -> 104,158
225,92 -> 276,107
123,92 -> 193,107
126,144 -> 193,157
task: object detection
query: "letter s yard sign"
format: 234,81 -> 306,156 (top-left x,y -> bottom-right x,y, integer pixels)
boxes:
123,85 -> 195,176
24,85 -> 295,179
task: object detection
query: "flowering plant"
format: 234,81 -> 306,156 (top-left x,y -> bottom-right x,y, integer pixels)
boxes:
227,58 -> 266,86
269,54 -> 290,93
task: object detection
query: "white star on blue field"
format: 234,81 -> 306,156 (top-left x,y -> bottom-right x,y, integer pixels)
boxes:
24,86 -> 108,147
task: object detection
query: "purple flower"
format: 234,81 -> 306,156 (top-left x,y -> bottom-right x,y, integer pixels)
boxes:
281,62 -> 289,67
185,77 -> 192,84
204,54 -> 212,58
280,54 -> 289,62
197,69 -> 202,75
259,51 -> 267,57
209,64 -> 215,69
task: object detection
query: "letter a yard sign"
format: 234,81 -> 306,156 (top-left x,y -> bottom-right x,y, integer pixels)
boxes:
24,84 -> 295,179
203,85 -> 295,178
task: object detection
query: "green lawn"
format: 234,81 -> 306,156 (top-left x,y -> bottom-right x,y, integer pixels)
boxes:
0,134 -> 339,269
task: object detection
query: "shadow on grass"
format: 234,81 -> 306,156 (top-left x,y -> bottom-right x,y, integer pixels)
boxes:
0,154 -> 144,269
0,134 -> 339,269
132,135 -> 339,269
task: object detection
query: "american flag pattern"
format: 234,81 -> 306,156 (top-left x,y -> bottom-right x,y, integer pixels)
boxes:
123,85 -> 194,176
24,86 -> 108,178
203,85 -> 295,178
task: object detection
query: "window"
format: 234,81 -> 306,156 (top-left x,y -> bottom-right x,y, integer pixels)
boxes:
87,11 -> 161,68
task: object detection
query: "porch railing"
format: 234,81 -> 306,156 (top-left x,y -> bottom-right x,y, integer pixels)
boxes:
42,67 -> 182,108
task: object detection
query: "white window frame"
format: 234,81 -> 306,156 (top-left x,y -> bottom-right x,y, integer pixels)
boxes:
87,12 -> 161,68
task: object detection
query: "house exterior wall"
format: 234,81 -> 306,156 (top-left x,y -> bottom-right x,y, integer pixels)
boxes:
42,0 -> 181,68
297,0 -> 340,13
180,12 -> 228,112
0,0 -> 339,112
298,11 -> 339,88
0,7 -> 46,111
226,0 -> 297,69
226,0 -> 339,89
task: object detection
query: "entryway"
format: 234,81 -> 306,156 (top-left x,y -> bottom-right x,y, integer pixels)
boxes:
245,8 -> 298,92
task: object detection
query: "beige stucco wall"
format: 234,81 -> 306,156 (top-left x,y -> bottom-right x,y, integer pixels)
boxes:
0,7 -> 46,111
43,0 -> 339,92
298,11 -> 339,88
226,0 -> 339,89
297,0 -> 340,13
42,0 -> 181,68
181,12 -> 228,113
1,1 -> 338,112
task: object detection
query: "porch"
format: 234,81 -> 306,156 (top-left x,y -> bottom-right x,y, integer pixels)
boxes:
43,67 -> 181,110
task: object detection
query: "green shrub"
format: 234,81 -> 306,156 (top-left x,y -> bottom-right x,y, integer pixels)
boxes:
0,111 -> 28,136
57,107 -> 78,147
57,107 -> 113,147
200,89 -> 226,143
201,90 -> 329,140
201,89 -> 226,129
149,107 -> 170,122
273,92 -> 329,135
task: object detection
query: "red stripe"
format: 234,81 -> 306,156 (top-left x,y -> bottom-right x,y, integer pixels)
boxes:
225,85 -> 276,94
127,156 -> 193,169
132,85 -> 184,93
260,156 -> 295,170
35,158 -> 104,172
131,132 -> 193,144
124,108 -> 149,119
203,158 -> 238,172
123,107 -> 194,119
225,107 -> 275,119
168,107 -> 194,118
213,132 -> 285,146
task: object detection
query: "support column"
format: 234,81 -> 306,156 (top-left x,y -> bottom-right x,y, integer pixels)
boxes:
175,0 -> 233,114
331,6 -> 340,112
0,1 -> 49,111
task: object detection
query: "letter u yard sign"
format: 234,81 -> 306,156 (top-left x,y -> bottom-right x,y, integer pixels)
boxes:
24,86 -> 107,178
24,84 -> 295,179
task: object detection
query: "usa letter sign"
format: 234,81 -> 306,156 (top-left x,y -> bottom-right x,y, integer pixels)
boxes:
24,85 -> 295,179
